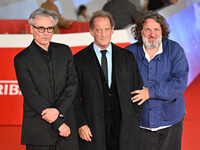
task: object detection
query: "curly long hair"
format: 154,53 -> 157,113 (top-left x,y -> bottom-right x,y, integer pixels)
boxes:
132,11 -> 170,45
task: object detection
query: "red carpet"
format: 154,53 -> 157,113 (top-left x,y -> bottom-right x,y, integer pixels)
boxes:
0,75 -> 200,150
182,74 -> 200,150
0,125 -> 25,150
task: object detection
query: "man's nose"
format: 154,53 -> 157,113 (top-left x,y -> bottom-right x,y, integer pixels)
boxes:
149,30 -> 156,37
101,29 -> 106,36
43,28 -> 49,35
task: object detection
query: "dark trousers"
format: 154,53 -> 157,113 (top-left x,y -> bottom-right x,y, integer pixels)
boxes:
26,145 -> 55,150
26,136 -> 79,150
105,111 -> 119,150
139,120 -> 183,150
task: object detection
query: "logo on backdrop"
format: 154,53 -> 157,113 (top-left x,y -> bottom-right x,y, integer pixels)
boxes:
0,80 -> 21,95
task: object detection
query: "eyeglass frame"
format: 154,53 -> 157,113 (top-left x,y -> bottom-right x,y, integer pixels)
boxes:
31,24 -> 55,33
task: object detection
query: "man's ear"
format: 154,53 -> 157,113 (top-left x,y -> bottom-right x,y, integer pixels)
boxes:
30,25 -> 33,34
89,29 -> 94,37
111,27 -> 114,35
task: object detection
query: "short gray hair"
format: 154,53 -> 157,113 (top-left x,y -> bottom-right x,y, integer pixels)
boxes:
28,8 -> 58,26
89,10 -> 115,30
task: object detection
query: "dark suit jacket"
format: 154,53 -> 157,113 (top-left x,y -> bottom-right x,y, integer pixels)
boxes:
74,43 -> 143,150
14,40 -> 78,146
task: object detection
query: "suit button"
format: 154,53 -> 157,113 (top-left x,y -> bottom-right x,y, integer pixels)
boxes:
108,93 -> 112,96
149,109 -> 152,111
97,115 -> 101,119
149,80 -> 152,83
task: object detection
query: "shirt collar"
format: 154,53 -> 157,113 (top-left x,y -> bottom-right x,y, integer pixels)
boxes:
93,42 -> 112,54
143,42 -> 163,62
33,40 -> 51,55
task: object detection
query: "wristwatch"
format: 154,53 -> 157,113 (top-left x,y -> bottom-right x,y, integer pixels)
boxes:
59,113 -> 64,118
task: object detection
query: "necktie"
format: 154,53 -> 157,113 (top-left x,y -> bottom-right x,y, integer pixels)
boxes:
101,50 -> 108,82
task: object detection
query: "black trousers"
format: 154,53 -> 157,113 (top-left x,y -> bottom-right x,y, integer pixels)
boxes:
26,135 -> 79,150
26,145 -> 55,150
105,111 -> 120,150
139,120 -> 183,150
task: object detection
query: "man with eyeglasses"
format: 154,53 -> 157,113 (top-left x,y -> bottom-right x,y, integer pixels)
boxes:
14,8 -> 79,150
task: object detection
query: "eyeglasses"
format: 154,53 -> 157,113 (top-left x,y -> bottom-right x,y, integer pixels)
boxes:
32,24 -> 55,33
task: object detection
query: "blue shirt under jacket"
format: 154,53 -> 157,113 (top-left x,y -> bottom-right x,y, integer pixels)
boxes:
125,39 -> 189,128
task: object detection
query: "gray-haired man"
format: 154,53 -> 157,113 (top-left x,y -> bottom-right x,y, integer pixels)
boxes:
74,10 -> 143,150
14,8 -> 79,150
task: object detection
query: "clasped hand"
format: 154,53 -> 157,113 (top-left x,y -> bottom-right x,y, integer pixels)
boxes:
41,108 -> 59,123
58,123 -> 71,137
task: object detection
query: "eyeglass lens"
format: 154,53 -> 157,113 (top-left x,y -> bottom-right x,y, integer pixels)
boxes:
32,25 -> 54,33
38,26 -> 54,33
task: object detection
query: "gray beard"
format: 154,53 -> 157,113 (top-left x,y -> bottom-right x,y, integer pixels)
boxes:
142,36 -> 162,49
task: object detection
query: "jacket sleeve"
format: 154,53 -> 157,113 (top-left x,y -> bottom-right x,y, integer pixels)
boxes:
130,53 -> 143,120
14,55 -> 51,115
52,47 -> 78,129
73,55 -> 88,129
149,45 -> 189,101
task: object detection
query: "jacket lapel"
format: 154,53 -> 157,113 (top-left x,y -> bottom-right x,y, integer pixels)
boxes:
112,44 -> 123,76
29,41 -> 50,81
112,44 -> 125,99
84,44 -> 103,94
50,44 -> 60,87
